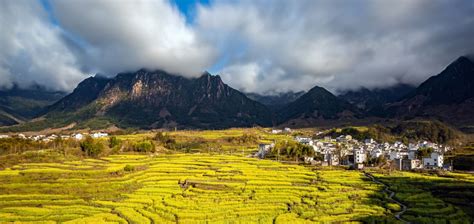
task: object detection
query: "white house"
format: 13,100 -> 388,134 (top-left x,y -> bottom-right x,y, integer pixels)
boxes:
74,133 -> 84,140
364,138 -> 375,144
389,151 -> 400,160
256,143 -> 274,159
271,129 -> 282,134
92,132 -> 108,138
354,149 -> 367,164
0,135 -> 9,139
370,149 -> 383,159
389,151 -> 408,160
295,136 -> 313,146
313,141 -> 324,152
423,152 -> 443,168
408,149 -> 418,160
323,152 -> 339,166
283,127 -> 292,133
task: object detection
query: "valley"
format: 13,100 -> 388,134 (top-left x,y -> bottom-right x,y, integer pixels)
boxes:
2,1 -> 473,223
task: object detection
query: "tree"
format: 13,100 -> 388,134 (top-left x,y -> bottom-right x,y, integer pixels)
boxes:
417,147 -> 434,159
80,136 -> 104,157
109,136 -> 121,148
154,132 -> 176,147
133,140 -> 155,153
272,140 -> 315,162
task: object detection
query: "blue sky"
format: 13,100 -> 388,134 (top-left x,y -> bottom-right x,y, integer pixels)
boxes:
171,0 -> 210,24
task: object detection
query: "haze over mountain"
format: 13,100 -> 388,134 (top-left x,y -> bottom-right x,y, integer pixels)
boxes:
0,85 -> 66,125
387,56 -> 474,127
339,84 -> 416,114
245,91 -> 305,111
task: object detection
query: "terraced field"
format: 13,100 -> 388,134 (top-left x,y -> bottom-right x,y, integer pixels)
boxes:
371,171 -> 474,223
0,154 -> 395,223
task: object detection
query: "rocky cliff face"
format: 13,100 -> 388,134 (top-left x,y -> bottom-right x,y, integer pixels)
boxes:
47,75 -> 110,113
45,69 -> 272,129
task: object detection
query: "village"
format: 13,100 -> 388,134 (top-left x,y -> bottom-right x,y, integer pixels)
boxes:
0,132 -> 109,142
0,128 -> 452,171
259,128 -> 452,171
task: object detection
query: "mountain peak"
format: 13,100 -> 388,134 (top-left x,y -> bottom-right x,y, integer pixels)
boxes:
307,85 -> 334,96
454,55 -> 473,64
386,55 -> 474,126
45,69 -> 272,129
245,91 -> 305,111
277,85 -> 358,125
410,55 -> 474,105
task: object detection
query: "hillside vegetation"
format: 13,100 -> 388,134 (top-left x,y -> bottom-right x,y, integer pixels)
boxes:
325,120 -> 463,144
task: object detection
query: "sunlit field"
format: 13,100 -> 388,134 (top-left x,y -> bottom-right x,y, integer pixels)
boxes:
0,128 -> 472,223
0,154 -> 397,223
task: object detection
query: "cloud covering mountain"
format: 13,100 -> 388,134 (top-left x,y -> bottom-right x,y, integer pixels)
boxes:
1,0 -> 473,94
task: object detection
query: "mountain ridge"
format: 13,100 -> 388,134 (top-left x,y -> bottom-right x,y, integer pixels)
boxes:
276,86 -> 359,126
0,84 -> 66,125
245,91 -> 306,111
1,55 -> 473,131
386,56 -> 474,127
43,69 -> 273,129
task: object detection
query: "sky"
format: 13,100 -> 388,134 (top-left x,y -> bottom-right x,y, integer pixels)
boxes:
1,0 -> 473,95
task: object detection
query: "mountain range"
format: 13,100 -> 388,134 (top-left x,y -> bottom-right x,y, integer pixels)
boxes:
339,84 -> 416,113
0,85 -> 66,126
245,91 -> 305,111
44,70 -> 272,129
385,56 -> 474,126
0,56 -> 473,131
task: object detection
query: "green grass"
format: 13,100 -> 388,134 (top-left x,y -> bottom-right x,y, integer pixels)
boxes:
370,171 -> 474,223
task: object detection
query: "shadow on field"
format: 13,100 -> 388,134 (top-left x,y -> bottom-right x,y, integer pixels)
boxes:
361,173 -> 474,224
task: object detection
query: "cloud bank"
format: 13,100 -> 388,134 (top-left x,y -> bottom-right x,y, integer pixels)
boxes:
1,0 -> 473,94
198,0 -> 474,94
0,0 -> 85,90
51,0 -> 216,78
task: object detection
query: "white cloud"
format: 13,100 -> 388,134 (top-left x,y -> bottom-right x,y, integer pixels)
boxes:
220,61 -> 333,95
50,0 -> 216,78
0,0 -> 86,90
1,0 -> 473,94
197,0 -> 474,94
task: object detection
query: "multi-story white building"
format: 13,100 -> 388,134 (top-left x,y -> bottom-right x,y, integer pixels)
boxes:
354,149 -> 367,164
423,152 -> 443,168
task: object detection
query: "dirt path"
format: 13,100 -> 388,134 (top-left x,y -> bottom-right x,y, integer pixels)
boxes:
364,172 -> 410,224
